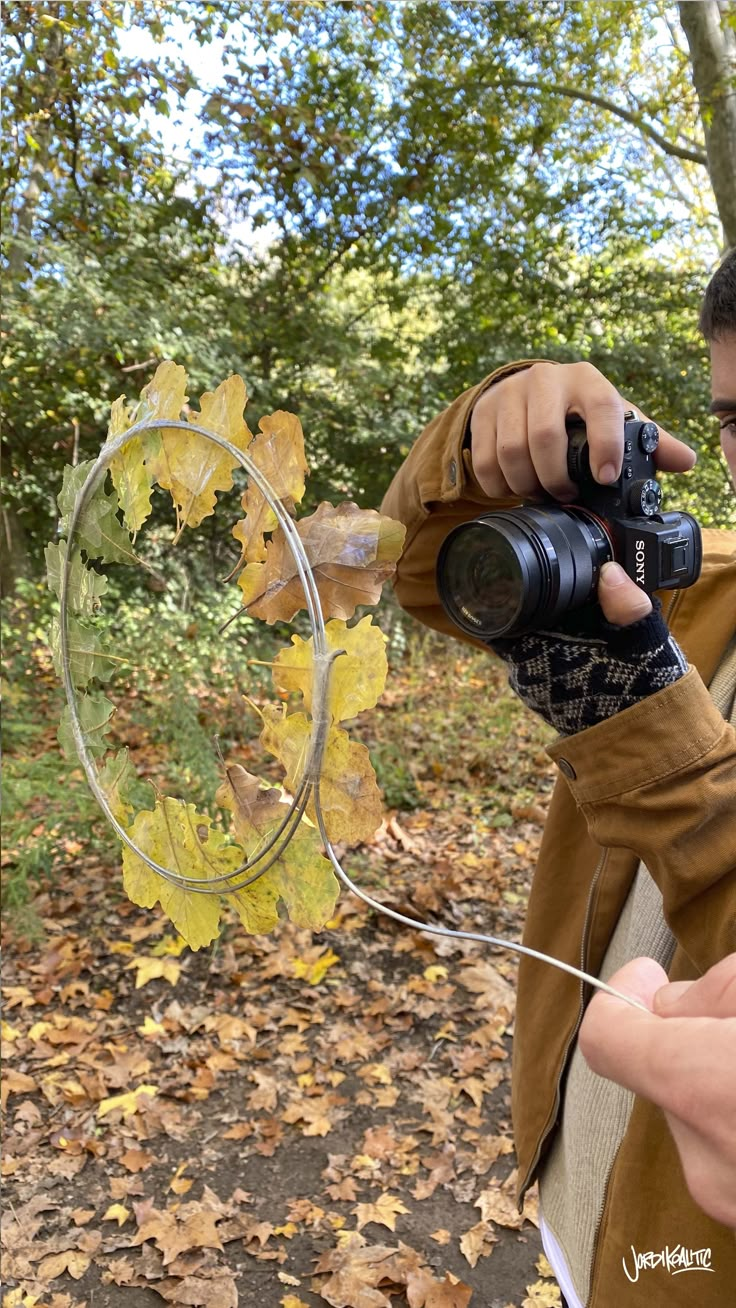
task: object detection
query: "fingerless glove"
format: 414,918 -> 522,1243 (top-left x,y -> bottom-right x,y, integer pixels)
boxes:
491,602 -> 688,737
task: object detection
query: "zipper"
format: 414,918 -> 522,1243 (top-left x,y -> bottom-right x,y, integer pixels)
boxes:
516,849 -> 609,1206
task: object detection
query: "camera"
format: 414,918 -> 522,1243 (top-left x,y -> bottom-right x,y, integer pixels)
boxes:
436,412 -> 702,640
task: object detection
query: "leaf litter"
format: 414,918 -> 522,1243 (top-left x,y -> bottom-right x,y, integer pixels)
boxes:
3,636 -> 560,1307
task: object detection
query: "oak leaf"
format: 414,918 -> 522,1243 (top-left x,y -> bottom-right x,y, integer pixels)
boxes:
122,798 -> 250,949
148,372 -> 252,534
45,540 -> 108,615
107,393 -> 155,532
216,766 -> 339,931
260,708 -> 383,843
272,616 -> 388,721
237,501 -> 406,623
231,410 -> 308,565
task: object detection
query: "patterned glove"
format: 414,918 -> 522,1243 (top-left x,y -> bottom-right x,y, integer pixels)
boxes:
491,599 -> 688,737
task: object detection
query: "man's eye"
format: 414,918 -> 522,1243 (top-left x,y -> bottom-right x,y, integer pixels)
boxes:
720,419 -> 736,437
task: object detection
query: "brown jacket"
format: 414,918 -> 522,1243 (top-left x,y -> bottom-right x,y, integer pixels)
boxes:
381,361 -> 736,1307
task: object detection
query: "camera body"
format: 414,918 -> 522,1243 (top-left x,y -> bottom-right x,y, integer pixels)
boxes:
436,412 -> 702,640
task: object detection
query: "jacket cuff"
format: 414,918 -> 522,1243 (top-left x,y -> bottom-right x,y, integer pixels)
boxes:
546,667 -> 726,803
439,358 -> 556,503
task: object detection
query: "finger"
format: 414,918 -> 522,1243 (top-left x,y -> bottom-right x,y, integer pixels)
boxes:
470,404 -> 513,499
597,561 -> 653,624
494,396 -> 538,497
527,385 -> 577,500
654,954 -> 736,1018
565,366 -> 626,484
638,416 -> 697,474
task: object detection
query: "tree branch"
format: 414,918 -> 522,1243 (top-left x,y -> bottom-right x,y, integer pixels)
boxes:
502,75 -> 708,166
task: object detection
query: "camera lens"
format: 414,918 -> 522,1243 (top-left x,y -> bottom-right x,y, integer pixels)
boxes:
436,506 -> 612,639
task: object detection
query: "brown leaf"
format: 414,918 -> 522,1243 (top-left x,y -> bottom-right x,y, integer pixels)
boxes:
406,1269 -> 473,1308
353,1193 -> 410,1232
237,501 -> 405,623
459,1219 -> 497,1268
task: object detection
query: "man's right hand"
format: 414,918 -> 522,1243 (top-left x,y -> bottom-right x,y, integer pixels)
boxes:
470,361 -> 696,502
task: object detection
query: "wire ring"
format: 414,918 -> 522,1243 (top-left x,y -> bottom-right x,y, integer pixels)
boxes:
59,417 -> 332,891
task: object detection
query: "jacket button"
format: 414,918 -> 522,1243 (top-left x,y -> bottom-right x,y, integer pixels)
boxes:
558,758 -> 576,780
448,459 -> 457,485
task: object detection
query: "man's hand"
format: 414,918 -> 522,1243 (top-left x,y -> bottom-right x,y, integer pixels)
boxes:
579,956 -> 736,1229
470,361 -> 696,502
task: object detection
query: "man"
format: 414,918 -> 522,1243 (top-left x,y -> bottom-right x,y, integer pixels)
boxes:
380,249 -> 736,1307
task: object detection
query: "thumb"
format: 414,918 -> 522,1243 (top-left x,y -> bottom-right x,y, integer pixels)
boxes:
653,954 -> 736,1018
598,561 -> 653,625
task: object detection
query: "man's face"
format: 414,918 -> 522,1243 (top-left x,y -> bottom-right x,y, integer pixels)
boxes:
709,334 -> 736,495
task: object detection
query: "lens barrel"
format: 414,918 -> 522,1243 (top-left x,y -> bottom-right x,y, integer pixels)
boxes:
436,505 -> 612,640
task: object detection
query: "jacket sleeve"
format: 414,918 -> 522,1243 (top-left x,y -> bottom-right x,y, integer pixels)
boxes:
380,359 -> 552,645
546,669 -> 736,968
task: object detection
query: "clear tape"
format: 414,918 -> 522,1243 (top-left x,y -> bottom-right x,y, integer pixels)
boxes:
59,417 -> 648,1014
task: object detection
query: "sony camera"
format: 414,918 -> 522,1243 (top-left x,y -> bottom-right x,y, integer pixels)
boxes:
436,412 -> 702,640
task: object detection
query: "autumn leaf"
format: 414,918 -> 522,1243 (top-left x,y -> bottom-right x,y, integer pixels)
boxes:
103,1203 -> 131,1226
292,946 -> 340,986
107,393 -> 155,532
522,1281 -> 563,1307
260,708 -> 383,843
49,612 -> 116,688
122,799 -> 244,949
97,748 -> 136,825
148,372 -> 252,535
237,501 -> 406,623
406,1269 -> 473,1308
459,1219 -> 497,1268
272,616 -> 388,721
353,1193 -> 410,1232
126,956 -> 182,989
231,409 -> 308,566
97,1085 -> 158,1120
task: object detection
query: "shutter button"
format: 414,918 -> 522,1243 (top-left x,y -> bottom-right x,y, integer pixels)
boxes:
558,758 -> 577,780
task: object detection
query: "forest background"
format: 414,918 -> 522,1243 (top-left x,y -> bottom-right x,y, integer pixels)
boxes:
2,3 -> 736,1307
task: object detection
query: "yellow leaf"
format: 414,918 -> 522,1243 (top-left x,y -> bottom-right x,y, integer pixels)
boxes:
103,1203 -> 131,1226
272,616 -> 388,722
97,1084 -> 158,1120
149,372 -> 252,533
169,1161 -> 194,1194
122,798 -> 244,950
138,1016 -> 165,1036
237,501 -> 406,624
107,395 -> 154,532
353,1192 -> 409,1232
292,947 -> 340,986
1,1021 -> 22,1042
522,1281 -> 562,1307
274,1221 -> 299,1238
260,708 -> 383,843
424,965 -> 448,982
126,956 -> 182,988
459,1220 -> 497,1268
150,933 -> 188,957
280,1298 -> 311,1308
232,409 -> 308,565
216,765 -> 339,931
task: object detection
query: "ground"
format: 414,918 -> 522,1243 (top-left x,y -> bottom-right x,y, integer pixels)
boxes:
3,629 -> 563,1308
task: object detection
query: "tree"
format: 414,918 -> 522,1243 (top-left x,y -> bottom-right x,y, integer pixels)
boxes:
679,0 -> 736,250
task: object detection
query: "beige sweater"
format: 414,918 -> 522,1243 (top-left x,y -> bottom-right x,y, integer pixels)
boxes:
539,641 -> 736,1306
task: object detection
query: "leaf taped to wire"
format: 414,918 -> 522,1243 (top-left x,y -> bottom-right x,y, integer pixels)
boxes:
48,360 -> 405,949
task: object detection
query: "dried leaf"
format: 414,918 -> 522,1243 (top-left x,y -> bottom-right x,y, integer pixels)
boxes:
237,501 -> 405,623
353,1193 -> 410,1232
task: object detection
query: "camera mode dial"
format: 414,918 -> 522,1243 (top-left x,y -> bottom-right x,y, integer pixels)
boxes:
639,422 -> 659,454
629,477 -> 662,517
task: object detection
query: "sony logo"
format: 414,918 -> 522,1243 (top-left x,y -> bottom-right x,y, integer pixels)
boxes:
635,539 -> 646,586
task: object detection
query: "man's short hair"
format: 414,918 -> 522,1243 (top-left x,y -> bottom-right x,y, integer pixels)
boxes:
699,248 -> 736,341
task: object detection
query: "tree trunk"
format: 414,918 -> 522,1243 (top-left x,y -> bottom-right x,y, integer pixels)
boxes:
6,19 -> 64,284
678,0 -> 736,251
